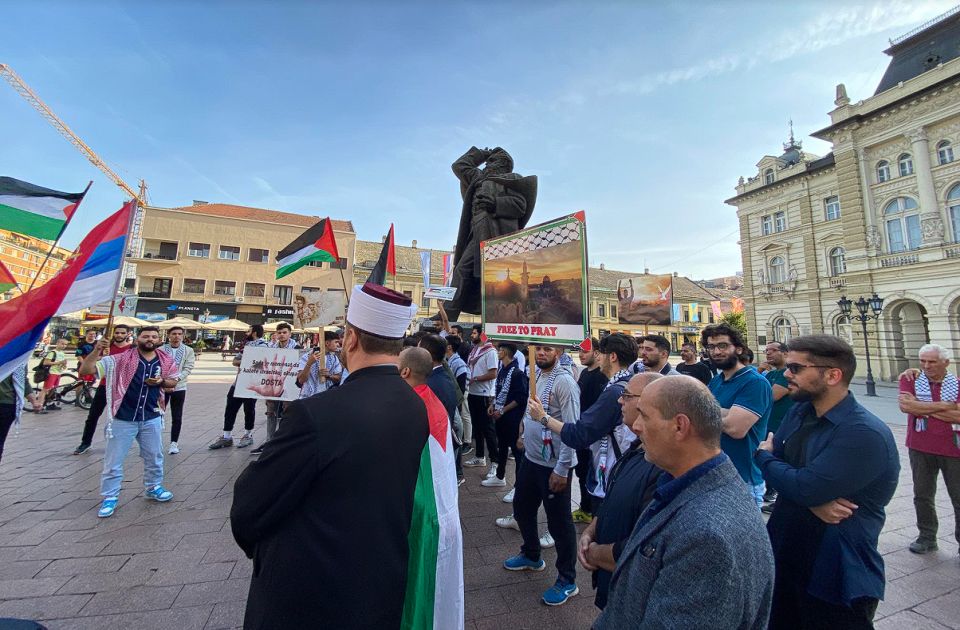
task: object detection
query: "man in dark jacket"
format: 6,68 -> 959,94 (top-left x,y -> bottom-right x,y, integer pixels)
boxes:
757,335 -> 899,629
231,283 -> 428,630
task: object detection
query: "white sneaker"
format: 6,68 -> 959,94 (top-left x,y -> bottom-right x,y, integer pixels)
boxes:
168,442 -> 179,455
502,488 -> 515,503
486,464 -> 499,479
496,515 -> 520,530
481,477 -> 506,487
540,532 -> 555,548
463,457 -> 487,467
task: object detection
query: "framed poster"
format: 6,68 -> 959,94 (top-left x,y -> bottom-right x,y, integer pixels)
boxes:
616,274 -> 673,326
481,212 -> 589,346
234,346 -> 301,401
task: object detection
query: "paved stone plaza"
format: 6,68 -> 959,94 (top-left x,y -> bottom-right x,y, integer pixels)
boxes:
0,355 -> 957,629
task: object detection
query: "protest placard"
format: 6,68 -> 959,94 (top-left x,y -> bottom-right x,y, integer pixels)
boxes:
292,290 -> 346,329
234,346 -> 301,401
616,274 -> 674,326
481,212 -> 589,346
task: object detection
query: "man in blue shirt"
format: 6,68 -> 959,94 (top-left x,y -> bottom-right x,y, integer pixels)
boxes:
756,334 -> 899,629
701,322 -> 772,508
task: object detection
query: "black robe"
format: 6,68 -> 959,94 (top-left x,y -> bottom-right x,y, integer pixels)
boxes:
231,365 -> 429,630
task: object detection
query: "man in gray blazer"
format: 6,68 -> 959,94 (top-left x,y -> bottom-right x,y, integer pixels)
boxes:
596,376 -> 775,629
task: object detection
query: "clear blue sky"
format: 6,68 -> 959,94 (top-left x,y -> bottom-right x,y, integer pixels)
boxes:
2,1 -> 953,279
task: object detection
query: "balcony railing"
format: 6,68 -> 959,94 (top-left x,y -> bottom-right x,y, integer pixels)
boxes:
879,253 -> 920,268
829,276 -> 846,288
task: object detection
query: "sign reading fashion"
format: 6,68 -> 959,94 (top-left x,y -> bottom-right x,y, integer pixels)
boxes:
481,212 -> 590,346
233,346 -> 301,402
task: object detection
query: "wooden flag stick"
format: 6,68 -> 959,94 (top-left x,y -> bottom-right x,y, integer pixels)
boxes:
528,345 -> 537,399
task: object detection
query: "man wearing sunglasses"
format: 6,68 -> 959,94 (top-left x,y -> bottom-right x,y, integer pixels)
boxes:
701,323 -> 772,508
756,334 -> 899,629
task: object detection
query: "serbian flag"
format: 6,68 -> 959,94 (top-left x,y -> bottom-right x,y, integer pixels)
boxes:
441,254 -> 453,286
56,201 -> 134,315
0,260 -> 16,294
275,217 -> 340,279
403,385 -> 464,630
0,202 -> 131,381
367,224 -> 396,286
0,176 -> 88,240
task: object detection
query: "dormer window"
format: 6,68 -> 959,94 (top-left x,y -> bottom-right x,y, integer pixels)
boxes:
764,168 -> 775,185
876,161 -> 890,183
898,153 -> 914,177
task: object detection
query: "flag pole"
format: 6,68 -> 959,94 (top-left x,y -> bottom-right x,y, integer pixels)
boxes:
103,199 -> 139,343
26,180 -> 92,293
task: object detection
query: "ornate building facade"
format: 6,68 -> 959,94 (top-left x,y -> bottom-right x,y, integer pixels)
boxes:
727,9 -> 960,379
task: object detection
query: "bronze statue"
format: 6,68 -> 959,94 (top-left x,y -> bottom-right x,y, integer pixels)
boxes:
441,146 -> 537,320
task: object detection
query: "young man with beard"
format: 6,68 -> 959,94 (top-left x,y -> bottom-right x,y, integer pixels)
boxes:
702,322 -> 772,508
505,345 -> 581,606
573,338 -> 606,522
160,326 -> 195,455
757,335 -> 899,629
257,322 -> 301,453
209,325 -> 269,450
483,342 -> 528,489
463,325 -> 499,473
73,324 -> 134,455
80,327 -> 180,518
638,335 -> 680,376
675,342 -> 712,385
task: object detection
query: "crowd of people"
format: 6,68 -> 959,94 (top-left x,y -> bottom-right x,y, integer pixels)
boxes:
0,286 -> 958,629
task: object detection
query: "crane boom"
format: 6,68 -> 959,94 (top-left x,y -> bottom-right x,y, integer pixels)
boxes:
0,63 -> 145,205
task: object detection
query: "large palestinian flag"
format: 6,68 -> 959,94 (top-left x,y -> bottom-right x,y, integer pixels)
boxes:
403,384 -> 464,630
275,217 -> 340,279
0,176 -> 87,240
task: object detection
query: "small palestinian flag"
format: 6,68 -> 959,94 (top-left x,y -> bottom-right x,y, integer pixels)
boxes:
367,224 -> 396,286
0,260 -> 17,294
276,217 -> 340,279
0,176 -> 87,240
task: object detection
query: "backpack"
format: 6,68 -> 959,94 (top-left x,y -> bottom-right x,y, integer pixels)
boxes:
32,351 -> 55,384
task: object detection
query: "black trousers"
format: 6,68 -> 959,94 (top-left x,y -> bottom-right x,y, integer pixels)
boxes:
494,414 -> 522,480
770,574 -> 878,630
513,458 -> 577,585
223,385 -> 256,432
167,390 -> 186,442
0,403 -> 15,463
909,448 -> 960,545
574,448 -> 593,514
468,393 -> 497,460
80,384 -> 108,446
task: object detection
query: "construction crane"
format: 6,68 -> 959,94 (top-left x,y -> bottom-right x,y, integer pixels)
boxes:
0,62 -> 147,281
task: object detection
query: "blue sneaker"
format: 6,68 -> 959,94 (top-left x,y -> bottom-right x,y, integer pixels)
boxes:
542,580 -> 578,606
502,554 -> 545,572
144,485 -> 173,502
98,497 -> 119,518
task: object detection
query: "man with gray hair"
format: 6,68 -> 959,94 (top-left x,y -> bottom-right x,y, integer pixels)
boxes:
899,343 -> 960,555
597,376 -> 774,629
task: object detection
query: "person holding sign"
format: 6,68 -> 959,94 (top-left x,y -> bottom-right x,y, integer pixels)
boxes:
295,330 -> 344,399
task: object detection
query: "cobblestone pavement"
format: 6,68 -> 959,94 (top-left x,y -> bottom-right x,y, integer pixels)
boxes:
0,359 -> 956,629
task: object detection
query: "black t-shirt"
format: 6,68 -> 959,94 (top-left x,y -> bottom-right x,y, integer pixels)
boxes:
578,366 -> 608,412
676,361 -> 713,386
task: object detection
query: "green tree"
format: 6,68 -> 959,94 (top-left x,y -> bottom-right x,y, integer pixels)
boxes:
721,311 -> 748,338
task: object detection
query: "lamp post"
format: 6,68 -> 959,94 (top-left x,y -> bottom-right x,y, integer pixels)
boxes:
837,293 -> 884,397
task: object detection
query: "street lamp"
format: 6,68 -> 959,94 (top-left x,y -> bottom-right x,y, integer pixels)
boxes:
837,293 -> 884,397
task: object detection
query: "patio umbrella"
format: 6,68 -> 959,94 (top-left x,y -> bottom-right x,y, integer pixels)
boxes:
157,316 -> 205,330
84,315 -> 152,328
202,318 -> 250,332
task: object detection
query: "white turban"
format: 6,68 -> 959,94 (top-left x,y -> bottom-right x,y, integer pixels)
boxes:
346,283 -> 418,339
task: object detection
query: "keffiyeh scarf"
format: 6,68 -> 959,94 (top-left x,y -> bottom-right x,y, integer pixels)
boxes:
915,372 -> 960,446
596,369 -> 632,490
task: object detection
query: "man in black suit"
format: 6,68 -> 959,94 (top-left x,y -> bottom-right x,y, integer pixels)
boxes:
231,283 -> 428,630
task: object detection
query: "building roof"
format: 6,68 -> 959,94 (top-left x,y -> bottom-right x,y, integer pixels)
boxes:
164,203 -> 354,233
354,240 -> 453,276
875,6 -> 960,94
726,153 -> 835,205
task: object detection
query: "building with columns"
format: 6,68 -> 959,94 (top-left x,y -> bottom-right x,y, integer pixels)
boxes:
727,7 -> 960,379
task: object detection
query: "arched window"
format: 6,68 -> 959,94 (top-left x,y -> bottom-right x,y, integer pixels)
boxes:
828,247 -> 846,276
898,153 -> 914,177
937,140 -> 954,165
948,184 -> 960,244
773,317 -> 792,343
834,315 -> 853,344
884,197 -> 921,252
764,168 -> 774,185
876,160 -> 890,183
769,256 -> 785,284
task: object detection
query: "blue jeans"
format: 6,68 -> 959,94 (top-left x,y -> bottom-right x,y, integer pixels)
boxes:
100,417 -> 164,498
751,481 -> 766,509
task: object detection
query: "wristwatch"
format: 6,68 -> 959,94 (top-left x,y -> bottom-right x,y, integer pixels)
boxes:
538,414 -> 550,427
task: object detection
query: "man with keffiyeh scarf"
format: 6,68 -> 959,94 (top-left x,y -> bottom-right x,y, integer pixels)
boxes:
482,342 -> 528,489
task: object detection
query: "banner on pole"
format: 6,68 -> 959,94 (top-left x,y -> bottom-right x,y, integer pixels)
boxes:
293,290 -> 346,329
419,251 -> 431,290
617,274 -> 674,326
234,346 -> 301,401
424,286 -> 457,301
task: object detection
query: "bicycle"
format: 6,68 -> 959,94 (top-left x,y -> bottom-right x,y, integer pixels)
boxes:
40,370 -> 96,410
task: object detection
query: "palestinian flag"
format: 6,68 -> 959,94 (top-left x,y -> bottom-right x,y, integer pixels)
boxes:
367,224 -> 396,286
276,217 -> 340,279
0,176 -> 87,240
0,260 -> 16,294
403,384 -> 464,630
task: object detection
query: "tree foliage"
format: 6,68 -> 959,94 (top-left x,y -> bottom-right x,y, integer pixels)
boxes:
721,311 -> 748,338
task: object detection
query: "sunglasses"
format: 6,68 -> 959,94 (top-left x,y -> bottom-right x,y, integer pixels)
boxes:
785,363 -> 834,374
